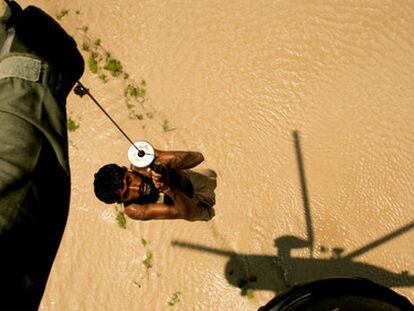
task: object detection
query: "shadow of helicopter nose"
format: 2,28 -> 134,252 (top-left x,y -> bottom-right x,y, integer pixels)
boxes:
224,254 -> 290,295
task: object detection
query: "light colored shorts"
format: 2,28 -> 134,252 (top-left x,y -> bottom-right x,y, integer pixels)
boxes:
184,168 -> 217,221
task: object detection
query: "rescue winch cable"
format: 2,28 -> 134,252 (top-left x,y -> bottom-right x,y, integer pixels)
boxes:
74,81 -> 147,157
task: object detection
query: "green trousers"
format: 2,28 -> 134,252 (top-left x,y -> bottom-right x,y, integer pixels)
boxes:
0,4 -> 84,309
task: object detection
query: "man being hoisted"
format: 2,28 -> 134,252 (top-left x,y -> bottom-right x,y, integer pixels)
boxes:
93,148 -> 217,221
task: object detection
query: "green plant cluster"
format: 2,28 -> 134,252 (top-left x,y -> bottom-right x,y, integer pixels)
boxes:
56,9 -> 69,20
88,51 -> 99,74
142,251 -> 153,269
59,9 -> 162,128
67,117 -> 79,132
124,79 -> 149,120
113,204 -> 127,229
76,23 -> 152,121
162,119 -> 171,132
237,274 -> 257,298
116,211 -> 127,229
78,25 -> 120,83
104,58 -> 123,77
168,292 -> 181,306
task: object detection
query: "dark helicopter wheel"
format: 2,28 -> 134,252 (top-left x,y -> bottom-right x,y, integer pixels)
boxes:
258,277 -> 413,311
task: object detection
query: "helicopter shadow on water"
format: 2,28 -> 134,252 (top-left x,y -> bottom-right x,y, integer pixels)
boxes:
171,131 -> 414,295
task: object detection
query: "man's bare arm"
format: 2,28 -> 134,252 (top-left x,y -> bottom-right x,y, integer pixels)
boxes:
130,149 -> 203,173
154,149 -> 204,169
124,187 -> 200,221
124,203 -> 180,220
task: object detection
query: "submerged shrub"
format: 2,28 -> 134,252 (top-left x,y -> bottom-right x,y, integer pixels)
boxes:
56,9 -> 69,20
88,53 -> 98,74
104,58 -> 123,77
116,211 -> 127,229
67,117 -> 79,132
142,251 -> 153,269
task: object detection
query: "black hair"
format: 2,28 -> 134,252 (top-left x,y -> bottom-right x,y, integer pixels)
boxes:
93,164 -> 126,204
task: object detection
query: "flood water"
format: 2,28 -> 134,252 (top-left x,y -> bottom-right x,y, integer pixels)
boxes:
17,0 -> 414,309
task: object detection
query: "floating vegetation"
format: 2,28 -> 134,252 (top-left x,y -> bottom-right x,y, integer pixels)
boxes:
81,42 -> 90,52
142,251 -> 153,269
56,9 -> 69,20
112,205 -> 127,229
104,57 -> 123,77
124,84 -> 147,100
87,52 -> 98,74
116,211 -> 127,229
168,292 -> 181,306
138,88 -> 146,97
141,238 -> 148,247
99,74 -> 108,83
124,83 -> 147,119
238,275 -> 257,298
162,119 -> 171,132
75,10 -> 80,15
69,16 -> 151,122
67,117 -> 79,132
246,289 -> 254,299
124,84 -> 139,98
75,20 -> 147,101
80,25 -> 88,33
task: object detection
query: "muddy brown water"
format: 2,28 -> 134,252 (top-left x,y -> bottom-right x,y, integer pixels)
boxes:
16,0 -> 414,309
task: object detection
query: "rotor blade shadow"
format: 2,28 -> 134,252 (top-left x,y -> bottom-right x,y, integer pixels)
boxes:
293,130 -> 314,257
344,220 -> 414,260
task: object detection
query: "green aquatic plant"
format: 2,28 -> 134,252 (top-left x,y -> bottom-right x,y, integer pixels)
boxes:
246,289 -> 254,299
67,117 -> 79,132
141,238 -> 148,246
104,57 -> 123,77
56,9 -> 69,20
238,275 -> 257,298
75,10 -> 80,15
138,88 -> 146,97
74,22 -> 150,120
116,211 -> 127,229
142,251 -> 153,269
87,51 -> 99,74
168,292 -> 181,306
99,74 -> 108,83
162,119 -> 171,132
124,84 -> 139,98
81,42 -> 90,52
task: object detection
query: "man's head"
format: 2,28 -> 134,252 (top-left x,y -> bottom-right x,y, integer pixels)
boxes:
94,164 -> 159,205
